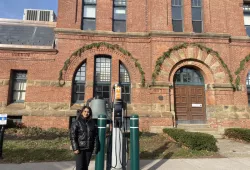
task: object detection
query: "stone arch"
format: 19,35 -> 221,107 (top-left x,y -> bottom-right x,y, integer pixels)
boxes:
59,42 -> 144,86
235,54 -> 250,90
154,44 -> 231,85
169,60 -> 215,85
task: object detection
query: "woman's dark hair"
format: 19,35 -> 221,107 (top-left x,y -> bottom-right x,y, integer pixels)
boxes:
81,106 -> 93,119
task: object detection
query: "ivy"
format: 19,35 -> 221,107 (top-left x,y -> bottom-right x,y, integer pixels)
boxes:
58,42 -> 145,87
234,54 -> 250,90
152,43 -> 235,90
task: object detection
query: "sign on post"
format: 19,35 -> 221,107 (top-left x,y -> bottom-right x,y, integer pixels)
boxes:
0,114 -> 7,125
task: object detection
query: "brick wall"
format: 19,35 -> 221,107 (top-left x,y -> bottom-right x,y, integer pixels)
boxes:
0,0 -> 250,130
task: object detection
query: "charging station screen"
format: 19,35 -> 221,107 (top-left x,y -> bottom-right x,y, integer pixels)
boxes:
114,104 -> 122,117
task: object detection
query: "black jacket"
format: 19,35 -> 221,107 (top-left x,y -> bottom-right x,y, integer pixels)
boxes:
70,116 -> 98,151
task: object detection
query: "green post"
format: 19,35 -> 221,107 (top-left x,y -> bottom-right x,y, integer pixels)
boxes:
95,114 -> 107,170
130,114 -> 139,170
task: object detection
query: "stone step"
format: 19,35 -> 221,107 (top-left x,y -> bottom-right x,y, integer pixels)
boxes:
177,124 -> 211,129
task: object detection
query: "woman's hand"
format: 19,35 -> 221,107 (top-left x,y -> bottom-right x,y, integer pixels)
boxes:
74,150 -> 79,154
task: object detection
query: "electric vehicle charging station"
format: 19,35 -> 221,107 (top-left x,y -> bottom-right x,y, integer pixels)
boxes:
88,83 -> 139,170
0,114 -> 7,159
110,83 -> 127,170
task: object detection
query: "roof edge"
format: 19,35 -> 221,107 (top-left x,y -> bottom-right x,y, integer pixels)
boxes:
0,18 -> 56,27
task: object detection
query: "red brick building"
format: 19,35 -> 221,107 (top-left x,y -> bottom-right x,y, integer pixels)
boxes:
1,0 -> 250,131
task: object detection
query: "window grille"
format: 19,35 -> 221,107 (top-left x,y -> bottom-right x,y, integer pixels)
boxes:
72,63 -> 86,103
82,0 -> 96,30
113,0 -> 127,32
94,56 -> 111,100
172,0 -> 183,32
12,71 -> 27,103
192,0 -> 203,33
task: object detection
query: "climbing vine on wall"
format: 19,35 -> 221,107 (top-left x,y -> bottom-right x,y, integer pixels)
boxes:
58,42 -> 145,87
234,54 -> 250,90
152,42 -> 235,90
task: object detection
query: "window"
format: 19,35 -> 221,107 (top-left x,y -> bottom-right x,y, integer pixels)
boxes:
12,71 -> 27,103
82,0 -> 96,30
243,4 -> 250,36
113,0 -> 126,32
8,116 -> 22,124
72,63 -> 86,103
192,0 -> 203,33
246,72 -> 250,105
174,67 -> 204,85
119,63 -> 131,103
94,56 -> 111,101
172,0 -> 183,32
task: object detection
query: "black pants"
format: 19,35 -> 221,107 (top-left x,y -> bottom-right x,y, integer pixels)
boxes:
75,149 -> 93,170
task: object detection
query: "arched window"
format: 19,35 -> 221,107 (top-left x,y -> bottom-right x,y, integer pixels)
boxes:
246,72 -> 250,105
72,63 -> 86,103
174,67 -> 204,85
94,56 -> 111,100
119,63 -> 131,103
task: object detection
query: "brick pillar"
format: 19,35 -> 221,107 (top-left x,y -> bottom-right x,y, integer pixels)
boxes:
85,56 -> 94,100
111,58 -> 119,86
183,0 -> 193,32
96,0 -> 113,31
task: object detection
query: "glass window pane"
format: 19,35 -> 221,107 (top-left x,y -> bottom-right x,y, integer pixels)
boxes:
103,86 -> 109,91
114,8 -> 126,20
78,94 -> 85,100
125,85 -> 130,93
246,26 -> 250,36
114,0 -> 126,6
172,0 -> 182,6
84,6 -> 96,18
13,92 -> 19,101
84,0 -> 96,4
22,82 -> 27,90
172,20 -> 183,32
245,14 -> 250,26
113,20 -> 126,32
103,92 -> 109,99
79,84 -> 85,92
192,7 -> 202,20
13,81 -> 22,90
12,71 -> 27,102
192,0 -> 201,7
175,74 -> 181,82
172,6 -> 182,20
83,19 -> 96,30
192,21 -> 202,33
20,92 -> 26,100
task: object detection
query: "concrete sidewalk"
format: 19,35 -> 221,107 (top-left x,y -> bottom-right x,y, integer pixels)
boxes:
1,158 -> 250,170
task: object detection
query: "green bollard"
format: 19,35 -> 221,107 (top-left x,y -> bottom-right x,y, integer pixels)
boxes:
95,114 -> 107,170
130,114 -> 139,170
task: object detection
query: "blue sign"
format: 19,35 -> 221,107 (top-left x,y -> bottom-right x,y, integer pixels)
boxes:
0,114 -> 7,125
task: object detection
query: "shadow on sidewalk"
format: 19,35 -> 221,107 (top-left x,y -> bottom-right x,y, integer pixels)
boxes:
140,141 -> 174,169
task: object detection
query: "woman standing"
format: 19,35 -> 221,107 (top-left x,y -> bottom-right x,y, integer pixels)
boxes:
70,106 -> 99,170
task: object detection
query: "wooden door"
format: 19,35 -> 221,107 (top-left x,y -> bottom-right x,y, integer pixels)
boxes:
175,85 -> 205,123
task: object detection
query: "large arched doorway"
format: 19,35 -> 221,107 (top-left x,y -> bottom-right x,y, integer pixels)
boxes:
174,67 -> 206,124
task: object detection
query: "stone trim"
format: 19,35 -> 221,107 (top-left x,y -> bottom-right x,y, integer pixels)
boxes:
148,81 -> 173,88
27,80 -> 71,87
230,36 -> 250,43
212,84 -> 234,89
55,28 -> 231,39
0,46 -> 58,53
0,79 -> 72,87
0,79 -> 9,86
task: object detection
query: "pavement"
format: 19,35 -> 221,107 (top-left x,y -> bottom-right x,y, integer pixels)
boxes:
1,138 -> 250,170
